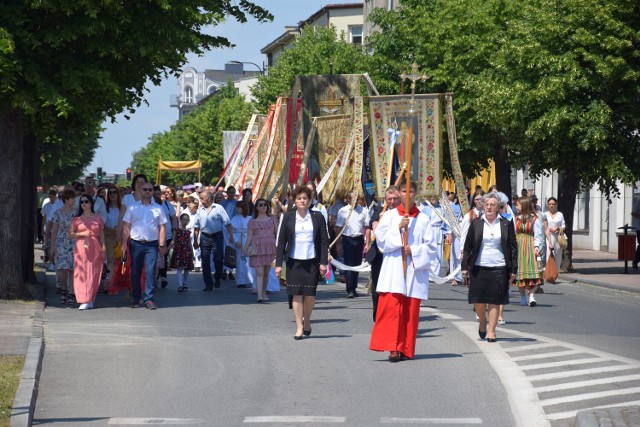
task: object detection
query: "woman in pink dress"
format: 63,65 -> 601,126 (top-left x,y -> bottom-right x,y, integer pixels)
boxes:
245,198 -> 278,302
70,194 -> 106,310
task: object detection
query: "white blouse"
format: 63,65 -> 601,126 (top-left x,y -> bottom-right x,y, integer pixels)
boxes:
475,216 -> 506,267
291,210 -> 315,260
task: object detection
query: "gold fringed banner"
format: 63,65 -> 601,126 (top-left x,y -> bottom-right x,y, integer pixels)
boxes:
369,94 -> 442,198
445,95 -> 469,214
156,159 -> 201,185
316,114 -> 352,203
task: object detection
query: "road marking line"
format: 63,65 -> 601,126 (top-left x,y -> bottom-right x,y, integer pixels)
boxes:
545,400 -> 640,421
534,374 -> 640,392
244,416 -> 346,423
503,342 -> 562,352
380,417 -> 483,424
419,307 -> 462,320
527,364 -> 636,382
452,321 -> 550,427
520,357 -> 605,371
108,418 -> 204,425
511,349 -> 584,362
538,386 -> 640,407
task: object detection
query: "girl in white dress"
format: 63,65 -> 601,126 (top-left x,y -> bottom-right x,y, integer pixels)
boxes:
231,202 -> 254,287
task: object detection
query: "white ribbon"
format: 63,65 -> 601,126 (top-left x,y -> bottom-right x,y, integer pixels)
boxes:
330,258 -> 371,272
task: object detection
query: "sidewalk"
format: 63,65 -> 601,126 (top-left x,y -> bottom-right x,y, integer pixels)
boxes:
561,249 -> 640,293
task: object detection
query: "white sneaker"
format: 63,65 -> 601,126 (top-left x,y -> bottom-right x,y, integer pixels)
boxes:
498,319 -> 506,325
78,304 -> 88,310
529,296 -> 537,307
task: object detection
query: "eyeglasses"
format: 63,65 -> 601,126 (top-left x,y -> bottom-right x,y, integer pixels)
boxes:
257,203 -> 267,207
141,188 -> 153,192
80,199 -> 91,204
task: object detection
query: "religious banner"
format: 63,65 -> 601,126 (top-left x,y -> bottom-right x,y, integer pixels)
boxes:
362,134 -> 377,206
350,96 -> 365,196
234,109 -> 273,190
222,131 -> 244,181
255,98 -> 288,200
156,159 -> 201,184
445,95 -> 469,213
369,94 -> 442,198
227,114 -> 264,187
315,114 -> 352,202
286,98 -> 306,184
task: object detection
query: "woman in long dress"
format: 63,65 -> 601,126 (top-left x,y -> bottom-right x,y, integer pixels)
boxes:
245,198 -> 278,302
513,197 -> 544,307
50,188 -> 78,305
70,194 -> 106,310
231,202 -> 254,288
545,197 -> 565,273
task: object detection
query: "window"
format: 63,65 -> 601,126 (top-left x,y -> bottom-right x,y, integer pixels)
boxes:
184,86 -> 193,104
573,190 -> 590,231
350,25 -> 363,45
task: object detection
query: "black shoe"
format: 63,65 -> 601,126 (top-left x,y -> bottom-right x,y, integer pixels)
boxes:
221,272 -> 228,280
293,335 -> 303,340
303,329 -> 312,336
479,330 -> 487,340
633,262 -> 638,270
228,273 -> 235,280
236,284 -> 247,288
352,291 -> 360,297
161,278 -> 168,289
203,287 -> 213,292
388,351 -> 401,362
214,281 -> 221,289
487,337 -> 497,343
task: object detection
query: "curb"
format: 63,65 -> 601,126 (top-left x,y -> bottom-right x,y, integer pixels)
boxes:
561,273 -> 640,294
10,270 -> 47,427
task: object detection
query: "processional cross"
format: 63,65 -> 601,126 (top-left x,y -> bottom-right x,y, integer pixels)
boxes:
399,62 -> 428,277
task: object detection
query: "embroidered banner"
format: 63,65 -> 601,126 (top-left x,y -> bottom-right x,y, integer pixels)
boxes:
369,94 -> 442,198
351,96 -> 365,197
445,95 -> 469,213
316,114 -> 352,202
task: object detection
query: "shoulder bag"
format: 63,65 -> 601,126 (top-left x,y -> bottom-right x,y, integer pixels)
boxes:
544,249 -> 559,283
558,229 -> 568,250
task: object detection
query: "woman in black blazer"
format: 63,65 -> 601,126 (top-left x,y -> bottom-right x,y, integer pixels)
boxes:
461,192 -> 518,342
275,186 -> 329,340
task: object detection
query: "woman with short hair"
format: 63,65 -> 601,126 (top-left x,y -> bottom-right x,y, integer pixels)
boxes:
49,188 -> 78,305
462,192 -> 518,342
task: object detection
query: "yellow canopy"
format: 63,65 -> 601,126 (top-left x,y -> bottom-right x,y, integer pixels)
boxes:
156,159 -> 201,184
442,159 -> 496,194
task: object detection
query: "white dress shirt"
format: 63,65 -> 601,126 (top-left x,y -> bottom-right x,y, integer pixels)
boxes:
475,216 -> 506,267
336,204 -> 367,237
290,210 -> 315,260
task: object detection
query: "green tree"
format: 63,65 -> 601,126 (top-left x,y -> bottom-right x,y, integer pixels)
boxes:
369,0 -> 640,266
252,25 -> 373,111
132,83 -> 254,186
0,1 -> 271,299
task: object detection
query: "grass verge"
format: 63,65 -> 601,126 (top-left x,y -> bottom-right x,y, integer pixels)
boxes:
0,355 -> 25,427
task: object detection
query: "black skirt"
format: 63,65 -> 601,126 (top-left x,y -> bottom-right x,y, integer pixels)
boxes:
286,258 -> 320,297
468,266 -> 510,305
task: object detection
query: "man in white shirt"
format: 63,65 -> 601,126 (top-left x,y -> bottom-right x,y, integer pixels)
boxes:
336,191 -> 368,298
42,188 -> 61,268
122,183 -> 167,310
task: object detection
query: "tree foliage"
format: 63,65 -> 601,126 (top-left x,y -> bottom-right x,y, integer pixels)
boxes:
252,25 -> 373,111
131,84 -> 254,185
368,0 -> 640,265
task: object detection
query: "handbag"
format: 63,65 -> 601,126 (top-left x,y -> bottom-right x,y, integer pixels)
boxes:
558,229 -> 568,250
245,243 -> 258,257
224,245 -> 236,268
544,250 -> 559,283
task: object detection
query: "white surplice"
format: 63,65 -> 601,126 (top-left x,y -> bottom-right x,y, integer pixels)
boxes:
375,208 -> 438,300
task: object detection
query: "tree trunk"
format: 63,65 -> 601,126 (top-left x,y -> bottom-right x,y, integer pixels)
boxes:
0,110 -> 26,299
493,141 -> 512,197
21,133 -> 38,289
558,164 -> 580,271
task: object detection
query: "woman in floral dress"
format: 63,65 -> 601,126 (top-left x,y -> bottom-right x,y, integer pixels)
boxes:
49,188 -> 77,305
170,213 -> 194,292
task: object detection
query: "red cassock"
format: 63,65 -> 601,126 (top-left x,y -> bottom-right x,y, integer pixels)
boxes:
369,293 -> 422,358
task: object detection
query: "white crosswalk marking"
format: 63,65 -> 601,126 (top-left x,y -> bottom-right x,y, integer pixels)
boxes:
419,306 -> 462,320
453,321 -> 640,425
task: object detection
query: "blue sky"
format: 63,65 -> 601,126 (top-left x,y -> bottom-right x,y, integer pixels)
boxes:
89,0 -> 358,176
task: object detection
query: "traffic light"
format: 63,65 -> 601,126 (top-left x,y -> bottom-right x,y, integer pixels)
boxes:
126,168 -> 132,180
97,167 -> 103,180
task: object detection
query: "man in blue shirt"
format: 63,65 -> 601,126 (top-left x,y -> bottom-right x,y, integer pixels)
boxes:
193,191 -> 234,290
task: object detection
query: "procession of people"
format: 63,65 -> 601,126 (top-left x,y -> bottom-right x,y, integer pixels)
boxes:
40,171 -> 572,361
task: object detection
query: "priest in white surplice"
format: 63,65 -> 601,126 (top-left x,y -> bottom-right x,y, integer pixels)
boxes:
369,181 -> 438,362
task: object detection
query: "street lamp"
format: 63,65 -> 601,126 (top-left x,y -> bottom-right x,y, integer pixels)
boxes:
229,60 -> 265,76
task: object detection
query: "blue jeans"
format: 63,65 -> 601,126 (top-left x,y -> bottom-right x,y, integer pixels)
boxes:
129,240 -> 158,302
200,231 -> 224,288
342,235 -> 364,294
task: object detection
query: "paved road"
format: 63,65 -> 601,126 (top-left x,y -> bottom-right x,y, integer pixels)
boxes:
32,272 -> 640,426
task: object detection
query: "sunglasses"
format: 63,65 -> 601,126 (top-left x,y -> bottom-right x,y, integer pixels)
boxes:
80,199 -> 91,204
108,190 -> 118,194
257,203 -> 268,207
141,188 -> 153,192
